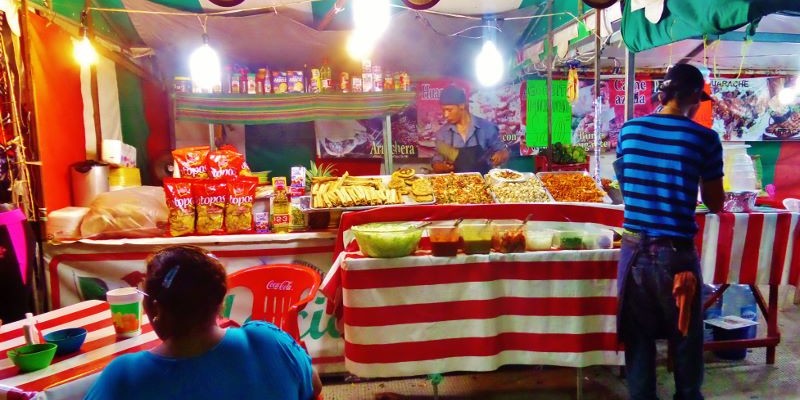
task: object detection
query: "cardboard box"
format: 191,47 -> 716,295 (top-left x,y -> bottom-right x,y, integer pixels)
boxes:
102,140 -> 137,167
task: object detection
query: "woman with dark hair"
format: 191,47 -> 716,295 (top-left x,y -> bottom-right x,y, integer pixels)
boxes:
85,245 -> 322,400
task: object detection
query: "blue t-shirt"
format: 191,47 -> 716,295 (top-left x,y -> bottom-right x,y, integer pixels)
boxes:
617,114 -> 723,239
84,321 -> 314,400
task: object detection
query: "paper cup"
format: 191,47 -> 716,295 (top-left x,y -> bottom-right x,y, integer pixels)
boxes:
106,287 -> 143,338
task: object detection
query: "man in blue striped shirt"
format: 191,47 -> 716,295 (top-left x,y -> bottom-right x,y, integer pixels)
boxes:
616,63 -> 724,400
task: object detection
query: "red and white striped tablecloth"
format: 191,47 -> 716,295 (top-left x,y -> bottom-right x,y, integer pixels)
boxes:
0,301 -> 159,400
331,250 -> 623,378
321,204 -> 800,378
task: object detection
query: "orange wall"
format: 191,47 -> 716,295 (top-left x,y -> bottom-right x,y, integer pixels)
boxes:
29,13 -> 87,211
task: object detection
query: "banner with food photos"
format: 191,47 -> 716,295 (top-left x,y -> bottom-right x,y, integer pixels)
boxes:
314,106 -> 420,159
571,78 -> 658,152
470,83 -> 528,157
711,77 -> 800,141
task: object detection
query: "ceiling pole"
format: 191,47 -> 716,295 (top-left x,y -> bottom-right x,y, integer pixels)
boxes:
593,9 -> 602,181
545,0 -> 553,171
624,47 -> 635,121
316,0 -> 348,31
86,0 -> 104,161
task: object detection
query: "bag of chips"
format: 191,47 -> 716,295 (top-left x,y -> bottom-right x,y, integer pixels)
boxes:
192,180 -> 227,235
225,177 -> 259,234
208,149 -> 246,179
172,146 -> 210,179
163,178 -> 196,236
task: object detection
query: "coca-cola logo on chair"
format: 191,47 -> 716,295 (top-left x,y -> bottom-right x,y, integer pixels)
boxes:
267,280 -> 294,291
208,0 -> 246,7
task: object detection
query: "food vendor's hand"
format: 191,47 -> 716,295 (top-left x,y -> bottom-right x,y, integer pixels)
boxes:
491,148 -> 510,166
432,161 -> 454,173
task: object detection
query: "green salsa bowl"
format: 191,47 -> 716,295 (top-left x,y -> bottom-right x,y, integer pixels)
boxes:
352,222 -> 423,258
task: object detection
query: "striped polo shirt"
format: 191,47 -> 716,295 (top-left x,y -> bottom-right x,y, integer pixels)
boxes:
616,114 -> 723,239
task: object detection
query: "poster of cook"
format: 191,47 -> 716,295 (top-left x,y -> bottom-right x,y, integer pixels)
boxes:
711,77 -> 800,141
572,78 -> 658,151
314,106 -> 420,159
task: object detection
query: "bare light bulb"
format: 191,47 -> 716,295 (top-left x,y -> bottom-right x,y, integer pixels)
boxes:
352,0 -> 390,36
778,87 -> 797,105
475,40 -> 504,87
347,31 -> 376,61
189,39 -> 221,92
74,35 -> 98,66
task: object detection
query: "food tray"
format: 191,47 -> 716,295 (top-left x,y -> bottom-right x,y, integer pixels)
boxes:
485,172 -> 555,204
424,173 -> 494,205
536,171 -> 612,204
308,175 -> 435,212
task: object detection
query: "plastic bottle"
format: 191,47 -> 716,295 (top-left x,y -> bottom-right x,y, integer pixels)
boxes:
702,284 -> 722,343
721,284 -> 758,339
23,313 -> 43,345
320,58 -> 332,93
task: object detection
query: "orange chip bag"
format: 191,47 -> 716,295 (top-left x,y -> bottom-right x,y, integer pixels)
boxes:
208,149 -> 246,179
225,177 -> 258,234
192,180 -> 227,235
172,146 -> 210,179
163,178 -> 195,237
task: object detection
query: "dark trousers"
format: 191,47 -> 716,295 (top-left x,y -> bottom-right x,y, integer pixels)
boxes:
619,234 -> 705,400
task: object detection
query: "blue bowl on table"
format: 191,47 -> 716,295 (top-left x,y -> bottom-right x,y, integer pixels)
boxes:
44,327 -> 88,356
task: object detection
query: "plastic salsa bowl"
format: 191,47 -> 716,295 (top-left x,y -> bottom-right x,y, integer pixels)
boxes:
352,222 -> 423,258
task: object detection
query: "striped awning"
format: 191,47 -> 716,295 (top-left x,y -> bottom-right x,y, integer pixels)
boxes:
174,92 -> 417,125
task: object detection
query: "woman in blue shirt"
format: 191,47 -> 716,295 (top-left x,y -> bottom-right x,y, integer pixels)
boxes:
85,245 -> 322,400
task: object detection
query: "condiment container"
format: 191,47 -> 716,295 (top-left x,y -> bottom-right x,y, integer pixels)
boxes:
459,219 -> 492,254
491,219 -> 526,253
552,228 -> 585,250
525,222 -> 555,251
428,221 -> 461,257
582,227 -> 614,249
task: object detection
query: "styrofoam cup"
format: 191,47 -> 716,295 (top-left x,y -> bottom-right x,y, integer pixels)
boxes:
106,287 -> 143,338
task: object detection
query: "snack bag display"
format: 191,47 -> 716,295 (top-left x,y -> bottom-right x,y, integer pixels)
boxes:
172,146 -> 210,179
163,178 -> 196,236
288,71 -> 305,93
208,149 -> 246,179
272,71 -> 289,94
225,177 -> 258,234
192,180 -> 227,235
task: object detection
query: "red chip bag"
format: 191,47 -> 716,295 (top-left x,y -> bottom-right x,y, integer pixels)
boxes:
163,178 -> 195,237
225,177 -> 258,234
173,146 -> 210,179
192,180 -> 227,235
208,149 -> 246,179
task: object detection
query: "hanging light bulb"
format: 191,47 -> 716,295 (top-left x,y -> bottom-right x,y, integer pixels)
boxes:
74,31 -> 98,66
778,87 -> 797,105
347,30 -> 376,61
352,0 -> 390,36
189,33 -> 221,92
475,40 -> 504,87
74,11 -> 97,66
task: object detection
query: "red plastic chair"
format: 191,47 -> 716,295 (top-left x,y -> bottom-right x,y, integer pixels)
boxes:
226,264 -> 321,345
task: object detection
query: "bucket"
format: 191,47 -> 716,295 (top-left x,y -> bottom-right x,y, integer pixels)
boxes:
71,161 -> 110,207
712,326 -> 749,360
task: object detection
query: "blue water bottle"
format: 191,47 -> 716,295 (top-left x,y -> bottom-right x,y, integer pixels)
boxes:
702,284 -> 722,343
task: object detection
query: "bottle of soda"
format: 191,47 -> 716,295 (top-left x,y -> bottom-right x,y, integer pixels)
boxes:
320,58 -> 333,93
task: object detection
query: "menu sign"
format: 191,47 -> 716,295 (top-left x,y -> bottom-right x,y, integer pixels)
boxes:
525,80 -> 572,148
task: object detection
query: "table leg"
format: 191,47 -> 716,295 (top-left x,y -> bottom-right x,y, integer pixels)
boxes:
576,368 -> 584,400
767,284 -> 779,364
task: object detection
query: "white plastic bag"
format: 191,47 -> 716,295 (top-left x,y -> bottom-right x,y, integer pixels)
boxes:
80,186 -> 169,239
